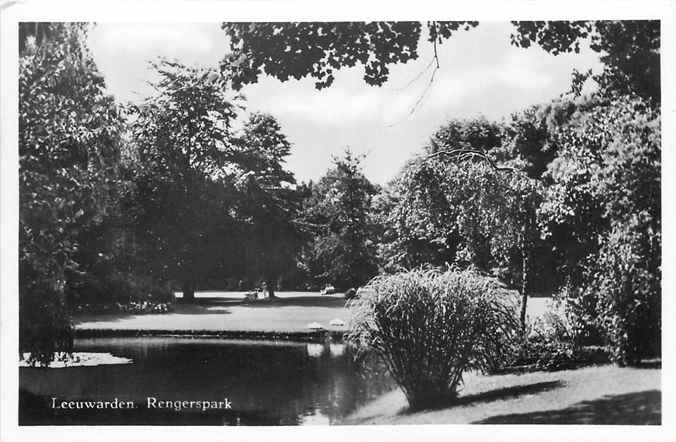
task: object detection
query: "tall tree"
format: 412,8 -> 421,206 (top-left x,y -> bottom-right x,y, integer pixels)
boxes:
301,150 -> 379,290
538,95 -> 660,363
19,23 -> 122,365
126,59 -> 240,302
234,113 -> 302,296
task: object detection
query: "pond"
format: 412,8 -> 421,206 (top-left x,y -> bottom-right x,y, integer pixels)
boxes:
19,337 -> 395,425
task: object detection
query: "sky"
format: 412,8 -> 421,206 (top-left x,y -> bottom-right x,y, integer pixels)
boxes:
88,22 -> 603,185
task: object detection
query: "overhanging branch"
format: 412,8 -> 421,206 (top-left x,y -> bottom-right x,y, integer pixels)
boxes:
421,148 -> 515,173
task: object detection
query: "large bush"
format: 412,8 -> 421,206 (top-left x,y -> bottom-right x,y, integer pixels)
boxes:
347,269 -> 519,410
591,222 -> 661,365
509,311 -> 609,372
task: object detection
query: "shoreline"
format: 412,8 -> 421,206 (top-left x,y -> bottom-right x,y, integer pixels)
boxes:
73,327 -> 346,342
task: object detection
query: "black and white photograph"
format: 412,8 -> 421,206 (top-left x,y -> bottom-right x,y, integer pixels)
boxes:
1,1 -> 674,440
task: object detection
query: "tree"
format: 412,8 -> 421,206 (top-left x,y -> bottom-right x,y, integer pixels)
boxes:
538,95 -> 660,363
300,150 -> 379,290
19,23 -> 122,365
126,59 -> 240,302
233,113 -> 303,296
384,151 -> 542,329
495,96 -> 603,179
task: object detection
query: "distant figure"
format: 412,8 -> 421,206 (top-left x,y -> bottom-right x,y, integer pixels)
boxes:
320,285 -> 336,295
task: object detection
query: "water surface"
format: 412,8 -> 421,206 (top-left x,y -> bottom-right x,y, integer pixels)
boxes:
20,337 -> 394,425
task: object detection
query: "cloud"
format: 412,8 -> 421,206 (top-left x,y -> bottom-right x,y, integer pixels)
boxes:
89,23 -> 225,102
92,23 -> 216,58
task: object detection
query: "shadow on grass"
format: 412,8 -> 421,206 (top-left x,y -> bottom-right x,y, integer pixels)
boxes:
457,381 -> 565,407
635,360 -> 661,369
173,298 -> 237,315
71,302 -> 236,324
402,381 -> 565,414
239,296 -> 347,309
178,295 -> 346,311
473,390 -> 661,424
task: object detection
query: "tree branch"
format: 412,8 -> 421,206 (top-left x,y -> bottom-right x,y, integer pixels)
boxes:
420,148 -> 515,173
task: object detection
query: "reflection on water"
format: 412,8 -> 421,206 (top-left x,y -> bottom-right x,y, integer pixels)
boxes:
329,343 -> 345,357
19,337 -> 394,425
306,343 -> 325,358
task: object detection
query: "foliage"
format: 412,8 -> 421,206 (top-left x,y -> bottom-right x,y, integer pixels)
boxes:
19,21 -> 661,369
221,20 -> 659,105
300,150 -> 379,290
497,97 -> 597,178
347,269 -> 520,409
511,20 -> 660,102
125,59 -> 242,300
381,155 -> 543,295
221,21 -> 478,90
539,95 -> 660,285
19,23 -> 122,365
563,287 -> 605,347
514,339 -> 610,372
232,113 -> 303,294
426,117 -> 503,154
518,312 -> 576,371
504,311 -> 610,372
380,116 -> 551,284
591,221 -> 661,365
539,95 -> 660,365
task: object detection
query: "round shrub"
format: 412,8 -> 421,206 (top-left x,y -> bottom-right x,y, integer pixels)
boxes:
346,268 -> 520,410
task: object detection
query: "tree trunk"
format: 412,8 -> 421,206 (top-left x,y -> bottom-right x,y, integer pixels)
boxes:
519,226 -> 529,331
182,279 -> 195,302
266,278 -> 276,298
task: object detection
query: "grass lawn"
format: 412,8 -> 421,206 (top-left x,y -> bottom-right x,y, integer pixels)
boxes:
73,291 -> 557,334
73,291 -> 350,333
341,364 -> 660,425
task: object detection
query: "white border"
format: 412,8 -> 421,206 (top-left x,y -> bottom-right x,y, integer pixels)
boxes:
2,1 -> 675,441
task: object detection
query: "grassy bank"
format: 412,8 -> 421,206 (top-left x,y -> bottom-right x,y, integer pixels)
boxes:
341,364 -> 660,425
